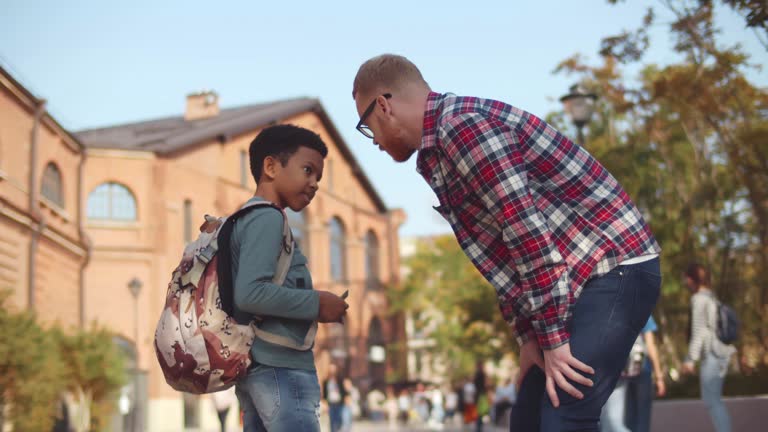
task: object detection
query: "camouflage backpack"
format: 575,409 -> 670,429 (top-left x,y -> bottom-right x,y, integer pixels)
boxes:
154,200 -> 318,394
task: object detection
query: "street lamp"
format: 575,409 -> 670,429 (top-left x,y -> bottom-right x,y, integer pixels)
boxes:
559,83 -> 597,146
127,277 -> 142,432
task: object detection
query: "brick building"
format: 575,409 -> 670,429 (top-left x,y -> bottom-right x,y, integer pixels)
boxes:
0,65 -> 406,431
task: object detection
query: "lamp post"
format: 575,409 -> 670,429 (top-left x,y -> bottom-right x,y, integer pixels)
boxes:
559,84 -> 597,146
127,277 -> 143,432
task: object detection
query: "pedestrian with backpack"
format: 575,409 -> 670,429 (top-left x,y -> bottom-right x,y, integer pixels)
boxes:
231,125 -> 350,432
154,124 -> 348,431
682,263 -> 737,432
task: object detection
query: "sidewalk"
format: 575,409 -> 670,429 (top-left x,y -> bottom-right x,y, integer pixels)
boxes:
324,417 -> 506,432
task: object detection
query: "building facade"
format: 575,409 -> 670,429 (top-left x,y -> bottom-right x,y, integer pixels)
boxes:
0,66 -> 406,431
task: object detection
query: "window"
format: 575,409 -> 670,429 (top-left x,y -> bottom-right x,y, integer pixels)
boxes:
365,230 -> 380,290
329,217 -> 346,282
183,200 -> 193,243
240,150 -> 248,187
87,183 -> 137,221
286,208 -> 308,252
41,162 -> 64,207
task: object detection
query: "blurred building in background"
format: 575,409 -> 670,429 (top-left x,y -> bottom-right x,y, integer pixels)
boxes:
0,65 -> 407,431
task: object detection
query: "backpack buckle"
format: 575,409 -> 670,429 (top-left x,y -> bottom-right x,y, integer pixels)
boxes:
198,245 -> 216,264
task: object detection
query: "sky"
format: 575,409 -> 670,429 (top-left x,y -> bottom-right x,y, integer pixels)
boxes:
1,0 -> 765,237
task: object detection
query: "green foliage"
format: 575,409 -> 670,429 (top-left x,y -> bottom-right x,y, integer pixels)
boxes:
52,325 -> 126,431
0,290 -> 127,431
0,290 -> 67,432
553,0 -> 768,374
390,236 -> 517,380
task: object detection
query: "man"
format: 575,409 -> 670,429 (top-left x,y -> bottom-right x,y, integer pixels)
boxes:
351,54 -> 661,431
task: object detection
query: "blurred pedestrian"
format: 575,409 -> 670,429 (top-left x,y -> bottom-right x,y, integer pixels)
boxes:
601,316 -> 666,432
323,364 -> 347,432
212,387 -> 236,432
682,263 -> 736,432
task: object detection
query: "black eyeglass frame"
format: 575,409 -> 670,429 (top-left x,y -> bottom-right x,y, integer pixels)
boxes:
356,93 -> 392,139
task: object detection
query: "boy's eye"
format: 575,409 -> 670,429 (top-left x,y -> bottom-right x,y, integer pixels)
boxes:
303,166 -> 312,174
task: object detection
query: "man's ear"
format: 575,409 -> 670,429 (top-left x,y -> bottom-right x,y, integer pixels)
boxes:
262,155 -> 279,180
376,94 -> 392,117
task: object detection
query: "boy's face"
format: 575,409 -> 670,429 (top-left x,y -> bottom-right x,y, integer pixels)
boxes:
274,146 -> 324,211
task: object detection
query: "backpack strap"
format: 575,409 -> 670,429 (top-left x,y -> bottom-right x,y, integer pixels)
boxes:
226,200 -> 318,351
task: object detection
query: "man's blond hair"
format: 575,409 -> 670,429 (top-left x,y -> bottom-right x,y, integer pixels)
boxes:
352,54 -> 429,99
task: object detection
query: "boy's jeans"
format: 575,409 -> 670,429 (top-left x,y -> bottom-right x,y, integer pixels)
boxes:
701,352 -> 732,432
235,366 -> 321,432
511,258 -> 661,432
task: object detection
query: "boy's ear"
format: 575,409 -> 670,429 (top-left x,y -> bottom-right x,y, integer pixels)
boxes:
262,155 -> 279,180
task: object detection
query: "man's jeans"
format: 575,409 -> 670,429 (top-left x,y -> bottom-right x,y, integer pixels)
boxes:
601,368 -> 653,432
510,258 -> 661,432
235,366 -> 321,432
701,352 -> 732,432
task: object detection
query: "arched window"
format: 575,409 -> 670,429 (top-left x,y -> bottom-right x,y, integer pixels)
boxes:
286,208 -> 308,253
41,162 -> 64,207
87,182 -> 137,221
329,217 -> 346,282
365,230 -> 380,290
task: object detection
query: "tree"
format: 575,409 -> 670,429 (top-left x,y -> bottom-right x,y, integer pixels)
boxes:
53,325 -> 126,432
0,290 -> 67,432
553,0 -> 768,371
390,236 -> 517,380
0,290 -> 127,431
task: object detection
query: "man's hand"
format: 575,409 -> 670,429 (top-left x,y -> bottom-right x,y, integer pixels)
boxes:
682,361 -> 696,375
655,377 -> 667,397
317,291 -> 349,323
542,343 -> 594,408
516,339 -> 545,388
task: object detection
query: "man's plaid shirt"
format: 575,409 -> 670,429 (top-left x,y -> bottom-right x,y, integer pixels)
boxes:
416,92 -> 660,350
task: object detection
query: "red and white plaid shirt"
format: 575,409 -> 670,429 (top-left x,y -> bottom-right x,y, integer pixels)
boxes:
416,92 -> 660,349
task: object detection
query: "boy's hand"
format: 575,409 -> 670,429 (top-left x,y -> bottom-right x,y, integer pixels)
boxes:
317,291 -> 349,323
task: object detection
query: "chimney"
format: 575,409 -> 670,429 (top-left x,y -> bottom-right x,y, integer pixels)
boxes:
185,90 -> 220,121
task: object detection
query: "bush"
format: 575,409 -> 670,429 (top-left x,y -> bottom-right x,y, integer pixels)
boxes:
0,290 -> 127,431
0,290 -> 67,431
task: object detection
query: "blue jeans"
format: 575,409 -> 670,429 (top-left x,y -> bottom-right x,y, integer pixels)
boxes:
601,367 -> 653,432
510,258 -> 661,432
235,366 -> 321,432
701,352 -> 732,432
328,403 -> 344,432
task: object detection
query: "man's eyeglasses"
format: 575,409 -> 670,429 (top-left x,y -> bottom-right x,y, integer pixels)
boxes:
356,93 -> 392,139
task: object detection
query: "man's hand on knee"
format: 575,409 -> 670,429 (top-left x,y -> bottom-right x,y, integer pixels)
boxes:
517,339 -> 545,388
542,343 -> 594,407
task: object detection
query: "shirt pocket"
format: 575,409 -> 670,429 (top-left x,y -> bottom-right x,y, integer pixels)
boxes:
284,250 -> 312,290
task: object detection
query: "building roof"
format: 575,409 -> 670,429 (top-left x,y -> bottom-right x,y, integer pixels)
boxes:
0,65 -> 84,153
75,98 -> 388,212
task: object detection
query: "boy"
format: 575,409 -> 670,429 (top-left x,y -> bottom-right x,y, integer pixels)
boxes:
351,54 -> 661,431
232,124 -> 349,432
